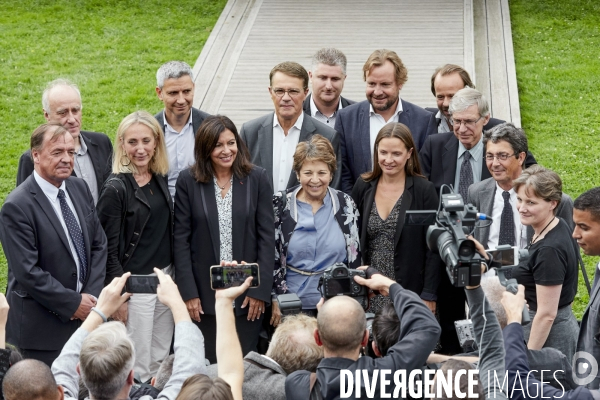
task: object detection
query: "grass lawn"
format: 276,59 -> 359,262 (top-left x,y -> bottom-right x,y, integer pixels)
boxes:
510,0 -> 600,317
0,0 -> 226,290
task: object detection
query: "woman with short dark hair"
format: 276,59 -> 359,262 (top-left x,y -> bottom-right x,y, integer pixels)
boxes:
173,115 -> 274,363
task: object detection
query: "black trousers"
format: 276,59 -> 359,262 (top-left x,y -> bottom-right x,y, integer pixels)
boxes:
436,271 -> 467,355
21,348 -> 62,367
193,312 -> 264,364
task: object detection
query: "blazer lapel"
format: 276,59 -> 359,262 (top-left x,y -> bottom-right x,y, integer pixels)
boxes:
359,103 -> 372,172
231,175 -> 248,262
480,180 -> 497,246
80,132 -> 104,191
258,116 -> 274,182
200,182 -> 221,262
30,179 -> 74,263
360,180 -> 377,264
394,176 -> 413,248
442,137 -> 459,190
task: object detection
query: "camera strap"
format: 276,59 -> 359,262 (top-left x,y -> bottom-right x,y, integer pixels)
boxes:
309,372 -> 323,400
287,265 -> 327,276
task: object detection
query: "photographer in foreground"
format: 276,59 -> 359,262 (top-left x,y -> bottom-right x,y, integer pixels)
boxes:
285,270 -> 440,399
51,270 -> 206,400
502,284 -> 597,400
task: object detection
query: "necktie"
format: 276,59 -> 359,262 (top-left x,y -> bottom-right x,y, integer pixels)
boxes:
499,191 -> 515,246
57,189 -> 87,283
458,151 -> 473,201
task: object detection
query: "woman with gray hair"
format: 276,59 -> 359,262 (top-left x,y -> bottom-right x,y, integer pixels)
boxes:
271,135 -> 360,325
510,164 -> 579,360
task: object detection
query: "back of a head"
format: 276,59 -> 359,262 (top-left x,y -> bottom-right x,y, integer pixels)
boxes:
372,303 -> 400,356
267,313 -> 323,374
317,296 -> 366,355
79,321 -> 135,400
435,359 -> 483,399
176,374 -> 233,400
2,359 -> 60,400
479,274 -> 508,329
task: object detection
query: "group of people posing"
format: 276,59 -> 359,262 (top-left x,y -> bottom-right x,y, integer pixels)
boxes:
0,47 -> 594,398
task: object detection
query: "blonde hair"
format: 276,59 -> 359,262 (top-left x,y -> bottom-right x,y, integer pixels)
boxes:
363,49 -> 408,86
112,110 -> 169,175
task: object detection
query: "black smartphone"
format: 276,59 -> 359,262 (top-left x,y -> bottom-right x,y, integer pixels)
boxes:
125,275 -> 159,294
210,264 -> 260,290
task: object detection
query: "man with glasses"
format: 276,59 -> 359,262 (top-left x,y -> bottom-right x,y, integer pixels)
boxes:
468,123 -> 571,251
240,61 -> 341,192
426,64 -> 505,133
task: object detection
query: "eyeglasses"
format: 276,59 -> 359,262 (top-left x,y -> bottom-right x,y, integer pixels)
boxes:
450,116 -> 483,129
485,152 -> 517,161
271,88 -> 304,98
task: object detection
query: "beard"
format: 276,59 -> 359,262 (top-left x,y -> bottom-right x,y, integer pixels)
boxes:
368,94 -> 398,112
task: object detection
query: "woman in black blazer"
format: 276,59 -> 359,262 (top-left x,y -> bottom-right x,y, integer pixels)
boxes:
174,115 -> 274,363
352,123 -> 441,314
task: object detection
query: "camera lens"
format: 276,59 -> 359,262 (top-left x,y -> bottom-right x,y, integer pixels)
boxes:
216,275 -> 222,281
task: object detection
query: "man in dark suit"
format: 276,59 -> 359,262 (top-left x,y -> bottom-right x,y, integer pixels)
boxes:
574,187 -> 600,389
335,49 -> 436,193
302,48 -> 355,128
240,61 -> 341,192
468,123 -> 572,250
154,60 -> 210,198
16,79 -> 112,205
0,123 -> 107,366
426,64 -> 504,133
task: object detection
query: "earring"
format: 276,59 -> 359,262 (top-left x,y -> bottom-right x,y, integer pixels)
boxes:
120,155 -> 131,167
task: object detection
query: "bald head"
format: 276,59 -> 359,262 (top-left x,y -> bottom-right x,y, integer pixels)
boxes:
317,296 -> 367,355
2,359 -> 63,400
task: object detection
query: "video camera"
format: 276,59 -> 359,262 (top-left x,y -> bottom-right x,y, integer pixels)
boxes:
425,191 -> 486,287
318,263 -> 369,310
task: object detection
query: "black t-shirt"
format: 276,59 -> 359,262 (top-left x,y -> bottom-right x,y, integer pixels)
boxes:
511,218 -> 578,311
126,176 -> 172,275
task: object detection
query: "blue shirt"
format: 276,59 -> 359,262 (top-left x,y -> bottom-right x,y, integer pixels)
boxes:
286,191 -> 347,310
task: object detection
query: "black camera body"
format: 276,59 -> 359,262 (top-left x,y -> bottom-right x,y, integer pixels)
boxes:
318,263 -> 368,310
426,192 -> 484,287
276,293 -> 303,316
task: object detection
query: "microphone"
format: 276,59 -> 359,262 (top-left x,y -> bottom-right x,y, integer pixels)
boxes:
476,213 -> 493,222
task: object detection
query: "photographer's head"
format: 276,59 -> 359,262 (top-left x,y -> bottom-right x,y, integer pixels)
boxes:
176,374 -> 233,400
79,321 -> 135,400
573,187 -> 600,256
267,314 -> 323,374
433,359 -> 483,399
3,359 -> 64,400
316,296 -> 368,359
371,303 -> 400,357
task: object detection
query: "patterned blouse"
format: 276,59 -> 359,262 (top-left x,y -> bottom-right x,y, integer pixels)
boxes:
214,176 -> 233,262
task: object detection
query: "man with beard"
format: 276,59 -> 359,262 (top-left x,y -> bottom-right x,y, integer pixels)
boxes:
335,49 -> 436,193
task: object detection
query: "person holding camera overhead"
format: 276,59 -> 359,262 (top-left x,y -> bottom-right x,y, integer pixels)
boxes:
96,110 -> 174,382
271,135 -> 361,325
509,165 -> 579,361
352,123 -> 441,314
173,115 -> 274,363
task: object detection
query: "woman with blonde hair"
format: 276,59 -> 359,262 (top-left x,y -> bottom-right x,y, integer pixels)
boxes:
97,110 -> 173,382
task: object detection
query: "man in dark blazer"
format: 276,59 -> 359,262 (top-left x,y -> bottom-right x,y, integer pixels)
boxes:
426,64 -> 505,133
0,123 -> 107,366
574,187 -> 600,389
240,61 -> 341,192
335,49 -> 436,193
468,123 -> 572,250
16,79 -> 112,205
302,48 -> 355,127
154,60 -> 210,198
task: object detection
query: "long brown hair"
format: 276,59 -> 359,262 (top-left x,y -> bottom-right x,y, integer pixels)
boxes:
190,115 -> 252,183
361,123 -> 423,182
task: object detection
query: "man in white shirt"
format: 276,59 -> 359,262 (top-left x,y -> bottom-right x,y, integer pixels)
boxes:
302,48 -> 355,128
240,61 -> 341,193
0,123 -> 107,366
335,49 -> 436,193
468,122 -> 573,249
154,61 -> 210,198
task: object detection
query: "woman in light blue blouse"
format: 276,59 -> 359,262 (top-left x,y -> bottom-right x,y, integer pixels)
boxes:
271,135 -> 360,325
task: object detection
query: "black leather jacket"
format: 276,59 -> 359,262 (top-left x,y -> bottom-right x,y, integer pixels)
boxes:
97,173 -> 173,284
